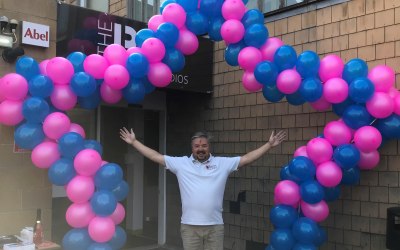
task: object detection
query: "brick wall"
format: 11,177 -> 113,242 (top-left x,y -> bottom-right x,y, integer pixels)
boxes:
109,0 -> 127,17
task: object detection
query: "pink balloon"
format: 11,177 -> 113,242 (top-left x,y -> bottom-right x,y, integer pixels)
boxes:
294,146 -> 308,158
318,55 -> 344,82
50,85 -> 77,111
394,94 -> 400,115
141,38 -> 166,63
148,15 -> 165,31
368,65 -> 395,92
1,73 -> 28,101
238,47 -> 262,71
127,47 -> 142,55
39,60 -> 49,75
366,92 -> 394,118
276,69 -> 302,94
260,37 -> 284,61
103,44 -> 128,66
354,126 -> 382,153
310,96 -> 331,111
104,65 -> 130,90
316,161 -> 342,187
388,87 -> 399,98
47,57 -> 74,84
306,138 -> 333,165
66,175 -> 95,203
110,203 -> 126,225
162,3 -> 186,29
148,62 -> 172,87
0,78 -> 4,102
323,121 -> 352,146
242,71 -> 263,92
31,142 -> 60,169
69,123 -> 86,138
66,202 -> 95,228
220,19 -> 245,44
100,83 -> 122,104
358,150 -> 380,170
88,217 -> 116,243
83,54 -> 110,79
43,112 -> 71,140
221,0 -> 246,20
74,149 -> 103,176
323,78 -> 348,104
300,200 -> 329,222
274,180 -> 300,207
175,28 -> 199,55
0,100 -> 24,126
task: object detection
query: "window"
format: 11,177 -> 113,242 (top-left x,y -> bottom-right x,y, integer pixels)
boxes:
261,0 -> 322,15
128,0 -> 161,23
78,0 -> 109,12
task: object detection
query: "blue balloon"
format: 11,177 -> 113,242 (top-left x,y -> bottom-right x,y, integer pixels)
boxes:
343,58 -> 368,84
293,243 -> 317,250
270,229 -> 295,250
274,45 -> 297,71
67,52 -> 87,72
48,158 -> 76,186
155,22 -> 179,47
108,226 -> 127,250
342,104 -> 373,129
14,123 -> 45,150
208,17 -> 224,41
162,48 -> 185,73
244,23 -> 268,48
341,167 -> 360,185
292,217 -> 319,244
62,228 -> 93,250
333,144 -> 360,170
280,165 -> 301,183
135,29 -> 155,47
199,0 -> 223,17
296,51 -> 320,78
160,0 -> 176,13
112,180 -> 130,201
22,97 -> 50,123
242,9 -> 264,28
28,75 -> 54,98
177,0 -> 197,12
270,205 -> 298,228
95,163 -> 124,190
78,87 -> 101,110
323,186 -> 341,202
84,139 -> 103,155
375,114 -> 400,139
289,156 -> 316,182
126,52 -> 149,78
16,56 -> 40,81
186,11 -> 208,35
262,83 -> 285,103
225,41 -> 245,66
143,77 -> 156,94
314,226 -> 327,246
300,180 -> 325,204
58,132 -> 85,159
299,77 -> 323,102
332,97 -> 354,116
88,243 -> 112,250
70,72 -> 97,97
349,77 -> 375,103
254,61 -> 278,85
122,79 -> 146,104
286,90 -> 306,106
90,190 -> 118,216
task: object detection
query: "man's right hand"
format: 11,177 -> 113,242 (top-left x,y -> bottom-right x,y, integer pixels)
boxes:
120,127 -> 136,145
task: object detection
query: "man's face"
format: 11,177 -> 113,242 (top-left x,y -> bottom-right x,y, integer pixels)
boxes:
191,137 -> 210,162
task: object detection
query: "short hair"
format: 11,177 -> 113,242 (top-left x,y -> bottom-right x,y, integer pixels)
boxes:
191,131 -> 212,142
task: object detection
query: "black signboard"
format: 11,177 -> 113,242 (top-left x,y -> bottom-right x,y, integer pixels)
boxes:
56,4 -> 213,94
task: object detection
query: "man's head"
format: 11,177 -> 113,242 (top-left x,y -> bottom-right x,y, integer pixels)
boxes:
191,131 -> 211,162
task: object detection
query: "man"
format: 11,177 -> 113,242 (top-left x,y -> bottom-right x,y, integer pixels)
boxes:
119,128 -> 286,250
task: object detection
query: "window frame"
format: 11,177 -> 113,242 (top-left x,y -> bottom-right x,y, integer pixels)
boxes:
263,0 -> 325,16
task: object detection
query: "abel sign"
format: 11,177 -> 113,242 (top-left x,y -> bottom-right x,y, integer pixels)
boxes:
22,21 -> 50,47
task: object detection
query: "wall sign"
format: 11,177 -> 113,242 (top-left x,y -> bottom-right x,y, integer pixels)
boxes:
22,21 -> 50,47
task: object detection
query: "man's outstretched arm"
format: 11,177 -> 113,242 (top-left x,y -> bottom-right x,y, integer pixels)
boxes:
120,127 -> 166,167
238,130 -> 286,168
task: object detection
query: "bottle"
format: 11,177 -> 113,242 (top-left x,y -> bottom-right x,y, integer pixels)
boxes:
33,209 -> 44,246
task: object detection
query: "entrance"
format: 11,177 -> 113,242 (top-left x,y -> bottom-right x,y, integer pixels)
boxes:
99,106 -> 166,249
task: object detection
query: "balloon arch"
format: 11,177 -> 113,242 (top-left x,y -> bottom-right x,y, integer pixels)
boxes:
1,0 -> 399,249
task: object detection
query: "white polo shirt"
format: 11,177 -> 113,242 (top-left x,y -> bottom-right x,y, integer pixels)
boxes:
164,154 -> 240,225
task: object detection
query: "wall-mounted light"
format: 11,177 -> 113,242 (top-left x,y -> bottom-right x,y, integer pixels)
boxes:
0,16 -> 19,48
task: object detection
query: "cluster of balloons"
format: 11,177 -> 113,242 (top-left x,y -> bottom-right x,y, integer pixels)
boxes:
0,0 -> 399,249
